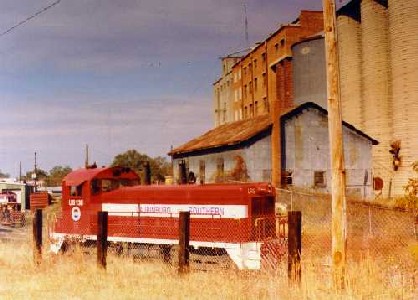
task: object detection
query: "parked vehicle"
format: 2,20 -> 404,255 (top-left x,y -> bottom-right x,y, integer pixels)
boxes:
50,166 -> 283,269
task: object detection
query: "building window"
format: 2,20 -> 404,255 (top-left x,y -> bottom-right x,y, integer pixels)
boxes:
261,52 -> 266,63
244,84 -> 247,98
263,97 -> 269,113
275,43 -> 279,52
243,67 -> 246,76
254,59 -> 257,69
244,106 -> 248,118
314,171 -> 326,188
254,101 -> 258,115
216,157 -> 224,183
280,38 -> 285,47
199,160 -> 205,184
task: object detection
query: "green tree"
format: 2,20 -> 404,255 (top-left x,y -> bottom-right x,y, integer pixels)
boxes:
25,169 -> 48,181
112,150 -> 172,184
46,165 -> 73,186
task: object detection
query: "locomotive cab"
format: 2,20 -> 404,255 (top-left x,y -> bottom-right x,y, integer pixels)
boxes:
57,166 -> 140,235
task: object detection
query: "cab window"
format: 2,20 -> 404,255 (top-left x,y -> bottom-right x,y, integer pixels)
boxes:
70,185 -> 82,197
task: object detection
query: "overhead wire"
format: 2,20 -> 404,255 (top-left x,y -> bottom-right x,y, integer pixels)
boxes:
0,0 -> 62,38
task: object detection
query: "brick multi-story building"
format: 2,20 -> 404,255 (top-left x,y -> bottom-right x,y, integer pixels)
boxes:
212,10 -> 324,186
213,10 -> 324,125
213,56 -> 241,127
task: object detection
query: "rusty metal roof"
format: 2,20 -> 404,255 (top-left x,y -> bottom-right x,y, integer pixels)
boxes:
169,102 -> 378,157
169,114 -> 271,156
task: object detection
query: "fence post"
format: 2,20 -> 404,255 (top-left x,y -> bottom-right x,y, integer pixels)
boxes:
288,211 -> 301,285
97,211 -> 108,270
144,161 -> 151,185
33,208 -> 42,264
178,211 -> 190,274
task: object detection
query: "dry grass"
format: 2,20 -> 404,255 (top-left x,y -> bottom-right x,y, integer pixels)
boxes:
0,240 -> 416,299
1,199 -> 414,299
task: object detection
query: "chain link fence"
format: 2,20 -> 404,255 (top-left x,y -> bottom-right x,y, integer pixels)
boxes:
276,187 -> 417,290
0,193 -> 416,297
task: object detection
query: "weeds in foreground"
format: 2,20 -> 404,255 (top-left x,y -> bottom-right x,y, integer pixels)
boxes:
0,242 -> 416,299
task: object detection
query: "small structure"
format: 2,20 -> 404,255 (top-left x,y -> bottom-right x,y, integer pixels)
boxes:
169,115 -> 272,184
281,102 -> 378,198
169,102 -> 378,199
0,181 -> 29,211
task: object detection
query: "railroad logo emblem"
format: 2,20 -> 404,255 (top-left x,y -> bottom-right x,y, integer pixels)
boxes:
71,206 -> 81,222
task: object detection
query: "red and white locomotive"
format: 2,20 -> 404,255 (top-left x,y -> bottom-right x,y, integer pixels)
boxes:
50,166 -> 282,269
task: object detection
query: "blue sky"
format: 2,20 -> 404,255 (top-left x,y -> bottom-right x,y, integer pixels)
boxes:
0,0 -> 349,177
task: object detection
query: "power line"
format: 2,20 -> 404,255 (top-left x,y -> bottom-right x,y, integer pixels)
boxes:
0,0 -> 62,38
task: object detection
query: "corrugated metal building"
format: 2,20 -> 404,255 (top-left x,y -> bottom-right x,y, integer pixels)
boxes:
281,103 -> 377,198
169,102 -> 377,199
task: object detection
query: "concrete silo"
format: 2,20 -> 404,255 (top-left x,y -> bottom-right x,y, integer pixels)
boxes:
389,0 -> 418,195
337,12 -> 363,131
361,0 -> 393,196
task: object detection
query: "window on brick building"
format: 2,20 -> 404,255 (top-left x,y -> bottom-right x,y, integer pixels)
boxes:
280,38 -> 285,47
244,106 -> 248,118
314,171 -> 326,188
263,97 -> 269,113
275,43 -> 279,52
262,73 -> 266,88
262,52 -> 266,62
255,101 -> 258,115
244,84 -> 247,98
254,59 -> 257,69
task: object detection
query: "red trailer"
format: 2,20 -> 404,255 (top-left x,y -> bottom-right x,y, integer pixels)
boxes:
50,166 -> 281,269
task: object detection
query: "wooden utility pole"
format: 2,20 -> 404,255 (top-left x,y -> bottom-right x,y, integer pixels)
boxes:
322,0 -> 347,289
